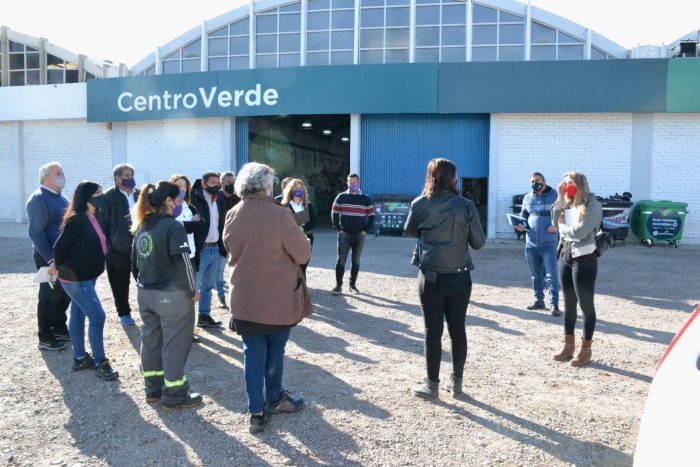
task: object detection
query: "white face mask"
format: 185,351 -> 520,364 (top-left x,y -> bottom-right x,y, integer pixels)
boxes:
54,176 -> 66,189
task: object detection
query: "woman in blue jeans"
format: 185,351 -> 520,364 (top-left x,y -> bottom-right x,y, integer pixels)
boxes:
53,181 -> 118,381
223,163 -> 312,434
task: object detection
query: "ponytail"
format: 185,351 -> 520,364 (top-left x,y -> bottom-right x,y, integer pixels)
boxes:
131,181 -> 180,233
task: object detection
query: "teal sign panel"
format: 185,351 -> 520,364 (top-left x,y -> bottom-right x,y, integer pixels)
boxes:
87,64 -> 439,122
438,60 -> 668,113
667,59 -> 700,112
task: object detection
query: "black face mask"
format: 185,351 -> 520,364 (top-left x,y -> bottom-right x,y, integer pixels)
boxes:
89,195 -> 106,210
224,184 -> 234,194
205,185 -> 220,195
531,182 -> 544,192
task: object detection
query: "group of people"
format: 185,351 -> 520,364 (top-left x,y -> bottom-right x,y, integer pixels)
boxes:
26,156 -> 600,434
26,160 -> 376,432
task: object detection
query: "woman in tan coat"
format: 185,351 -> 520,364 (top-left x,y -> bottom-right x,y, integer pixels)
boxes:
223,162 -> 312,434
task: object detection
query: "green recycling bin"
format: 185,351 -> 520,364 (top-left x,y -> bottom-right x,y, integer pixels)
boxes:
631,200 -> 689,247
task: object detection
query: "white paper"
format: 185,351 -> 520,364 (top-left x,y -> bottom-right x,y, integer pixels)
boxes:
564,208 -> 575,226
33,267 -> 56,287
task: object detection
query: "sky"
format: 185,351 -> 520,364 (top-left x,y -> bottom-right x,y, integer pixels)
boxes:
2,0 -> 699,66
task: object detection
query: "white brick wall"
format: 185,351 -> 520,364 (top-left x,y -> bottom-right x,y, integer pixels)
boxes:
494,113 -> 633,238
126,118 -> 226,185
22,120 -> 112,218
0,123 -> 17,220
651,114 -> 700,241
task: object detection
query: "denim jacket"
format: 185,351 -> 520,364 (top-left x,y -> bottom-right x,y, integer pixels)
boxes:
521,186 -> 559,247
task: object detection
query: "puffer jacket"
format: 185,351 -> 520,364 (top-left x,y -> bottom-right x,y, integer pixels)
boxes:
404,192 -> 485,273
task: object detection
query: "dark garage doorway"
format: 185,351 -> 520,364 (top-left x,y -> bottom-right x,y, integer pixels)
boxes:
248,114 -> 350,221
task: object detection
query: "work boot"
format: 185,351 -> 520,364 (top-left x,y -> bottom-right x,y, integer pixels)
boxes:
411,378 -> 439,398
553,335 -> 576,361
526,301 -> 546,311
550,304 -> 562,317
443,374 -> 463,395
571,339 -> 592,367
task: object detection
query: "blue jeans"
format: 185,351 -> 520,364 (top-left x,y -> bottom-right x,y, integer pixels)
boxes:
215,254 -> 227,297
242,329 -> 291,414
525,243 -> 560,306
196,245 -> 220,316
61,280 -> 106,363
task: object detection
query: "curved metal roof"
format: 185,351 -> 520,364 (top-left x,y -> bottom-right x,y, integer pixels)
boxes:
1,26 -> 104,79
130,0 -> 629,75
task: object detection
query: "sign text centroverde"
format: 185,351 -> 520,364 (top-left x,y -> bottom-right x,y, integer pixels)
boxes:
87,65 -> 439,122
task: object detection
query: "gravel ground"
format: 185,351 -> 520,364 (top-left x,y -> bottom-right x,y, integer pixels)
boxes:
0,231 -> 697,466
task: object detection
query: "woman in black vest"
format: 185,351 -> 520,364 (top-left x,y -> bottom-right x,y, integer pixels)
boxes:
280,178 -> 317,276
54,181 -> 119,381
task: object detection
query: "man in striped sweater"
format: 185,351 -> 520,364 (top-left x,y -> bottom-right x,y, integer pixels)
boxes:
331,173 -> 375,295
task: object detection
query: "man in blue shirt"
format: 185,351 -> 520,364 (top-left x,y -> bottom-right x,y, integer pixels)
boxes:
26,162 -> 71,350
516,172 -> 561,316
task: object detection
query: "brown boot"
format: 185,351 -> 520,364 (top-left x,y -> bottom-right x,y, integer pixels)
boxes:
553,335 -> 576,361
571,339 -> 592,366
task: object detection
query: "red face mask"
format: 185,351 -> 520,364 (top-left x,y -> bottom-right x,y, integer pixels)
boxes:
565,184 -> 578,198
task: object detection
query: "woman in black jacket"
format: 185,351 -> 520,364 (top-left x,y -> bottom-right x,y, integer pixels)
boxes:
280,178 -> 317,276
131,181 -> 202,409
404,158 -> 485,398
53,181 -> 119,381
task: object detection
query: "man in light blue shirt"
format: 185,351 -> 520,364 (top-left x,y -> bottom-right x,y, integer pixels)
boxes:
516,172 -> 561,316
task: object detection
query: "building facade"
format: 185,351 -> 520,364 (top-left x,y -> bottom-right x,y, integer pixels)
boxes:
1,0 -> 699,242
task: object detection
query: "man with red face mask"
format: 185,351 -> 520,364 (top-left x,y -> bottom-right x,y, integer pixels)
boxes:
99,163 -> 140,325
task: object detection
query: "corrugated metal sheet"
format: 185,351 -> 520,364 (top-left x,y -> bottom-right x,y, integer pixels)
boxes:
360,114 -> 490,197
235,117 -> 249,170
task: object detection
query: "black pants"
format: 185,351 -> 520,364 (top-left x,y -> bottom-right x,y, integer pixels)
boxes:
33,251 -> 70,341
301,234 -> 314,277
335,232 -> 365,286
417,270 -> 472,382
106,248 -> 133,317
559,253 -> 598,340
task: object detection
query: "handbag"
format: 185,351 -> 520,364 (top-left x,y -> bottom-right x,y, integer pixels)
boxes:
595,230 -> 613,257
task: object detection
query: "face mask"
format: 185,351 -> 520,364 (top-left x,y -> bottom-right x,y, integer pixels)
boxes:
292,189 -> 304,198
531,182 -> 544,192
54,176 -> 66,189
348,183 -> 359,193
120,177 -> 136,190
89,195 -> 105,210
180,190 -> 187,201
172,203 -> 183,218
205,185 -> 220,195
566,184 -> 578,198
224,184 -> 234,194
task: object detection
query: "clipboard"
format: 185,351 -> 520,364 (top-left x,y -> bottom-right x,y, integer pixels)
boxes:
293,209 -> 310,226
506,213 -> 530,231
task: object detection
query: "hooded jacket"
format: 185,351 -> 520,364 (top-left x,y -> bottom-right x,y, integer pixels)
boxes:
521,185 -> 559,247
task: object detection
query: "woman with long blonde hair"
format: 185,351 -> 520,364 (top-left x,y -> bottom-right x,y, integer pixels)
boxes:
281,178 -> 317,276
551,171 -> 602,366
